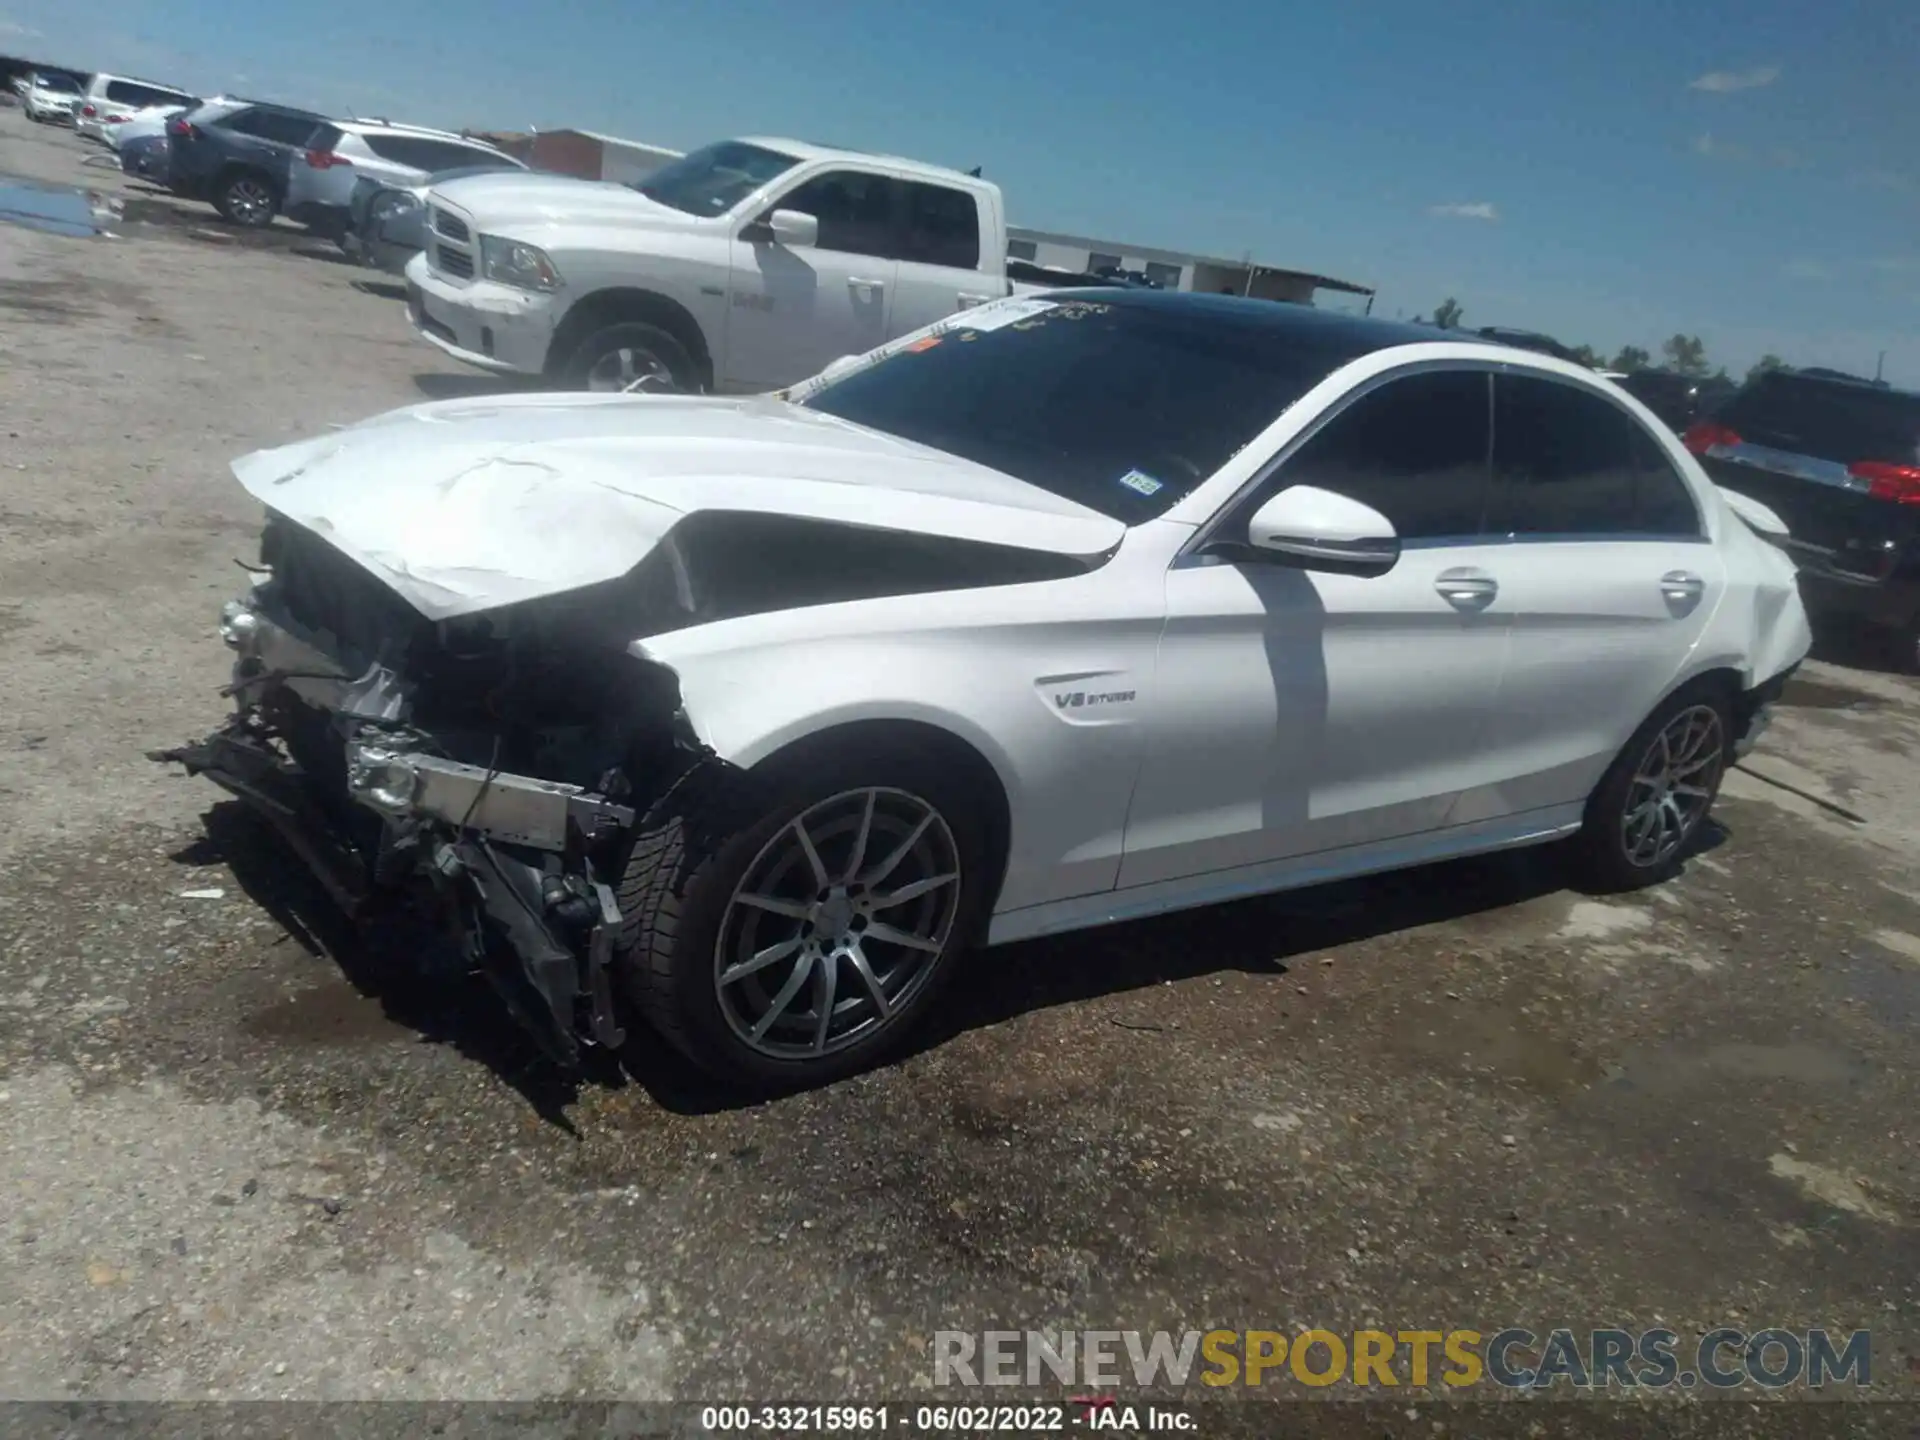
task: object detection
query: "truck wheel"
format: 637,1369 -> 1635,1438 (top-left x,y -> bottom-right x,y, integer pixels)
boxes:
563,322 -> 697,394
612,744 -> 996,1091
215,172 -> 278,228
1567,678 -> 1732,893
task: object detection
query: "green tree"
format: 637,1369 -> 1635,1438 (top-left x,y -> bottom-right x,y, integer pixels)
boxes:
1568,344 -> 1602,368
1662,333 -> 1710,378
1610,345 -> 1651,372
1746,353 -> 1787,384
1431,297 -> 1464,330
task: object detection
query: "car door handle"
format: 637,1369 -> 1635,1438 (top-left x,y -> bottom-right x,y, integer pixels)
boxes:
1435,567 -> 1499,610
1661,570 -> 1706,611
848,277 -> 887,295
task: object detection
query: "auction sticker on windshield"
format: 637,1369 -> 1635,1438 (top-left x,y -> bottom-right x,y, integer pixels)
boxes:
954,299 -> 1058,331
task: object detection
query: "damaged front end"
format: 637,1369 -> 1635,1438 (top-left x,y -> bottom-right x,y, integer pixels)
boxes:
151,517 -> 705,1070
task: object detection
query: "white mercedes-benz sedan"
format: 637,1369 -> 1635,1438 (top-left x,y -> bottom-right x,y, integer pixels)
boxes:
154,291 -> 1811,1087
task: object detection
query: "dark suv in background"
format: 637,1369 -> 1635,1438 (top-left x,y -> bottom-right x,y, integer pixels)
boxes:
1686,369 -> 1920,669
167,100 -> 331,227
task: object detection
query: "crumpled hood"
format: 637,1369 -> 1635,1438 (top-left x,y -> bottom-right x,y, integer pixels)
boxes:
426,172 -> 691,231
230,392 -> 1124,621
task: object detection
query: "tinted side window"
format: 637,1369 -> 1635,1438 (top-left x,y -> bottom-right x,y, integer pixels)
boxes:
255,111 -> 323,146
415,139 -> 499,170
109,81 -> 188,108
1276,370 -> 1493,539
1492,375 -> 1690,536
1630,430 -> 1702,535
899,182 -> 980,269
213,107 -> 267,136
777,171 -> 898,258
361,132 -> 429,167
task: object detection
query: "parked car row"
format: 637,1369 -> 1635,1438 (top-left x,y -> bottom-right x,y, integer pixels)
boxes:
43,75 -> 526,238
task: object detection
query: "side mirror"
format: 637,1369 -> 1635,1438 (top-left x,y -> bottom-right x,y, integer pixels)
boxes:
748,207 -> 818,248
1242,484 -> 1400,576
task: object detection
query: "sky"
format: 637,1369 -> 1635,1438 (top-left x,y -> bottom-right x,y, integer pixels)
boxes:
5,0 -> 1918,385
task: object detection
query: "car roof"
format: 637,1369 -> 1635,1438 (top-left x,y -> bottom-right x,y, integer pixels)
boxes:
92,72 -> 194,92
333,118 -> 504,147
735,135 -> 986,185
1056,288 -> 1506,351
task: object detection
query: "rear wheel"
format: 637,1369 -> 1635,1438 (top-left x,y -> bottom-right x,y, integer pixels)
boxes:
1568,679 -> 1732,892
613,744 -> 995,1089
562,321 -> 697,394
215,172 -> 278,228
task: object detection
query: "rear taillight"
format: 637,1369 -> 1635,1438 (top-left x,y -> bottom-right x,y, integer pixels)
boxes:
80,103 -> 96,117
167,117 -> 195,138
305,149 -> 353,169
1850,461 -> 1920,505
1681,420 -> 1741,456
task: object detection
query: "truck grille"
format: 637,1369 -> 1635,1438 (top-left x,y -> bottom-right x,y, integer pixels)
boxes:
431,207 -> 469,241
435,244 -> 474,280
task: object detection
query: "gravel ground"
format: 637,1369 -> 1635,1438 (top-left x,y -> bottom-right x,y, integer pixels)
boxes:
3,107 -> 1920,1431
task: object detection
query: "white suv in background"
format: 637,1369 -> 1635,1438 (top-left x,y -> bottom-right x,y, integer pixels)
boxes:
283,119 -> 523,237
74,73 -> 197,140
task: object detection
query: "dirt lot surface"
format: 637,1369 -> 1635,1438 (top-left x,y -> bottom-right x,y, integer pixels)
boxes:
4,108 -> 1920,1431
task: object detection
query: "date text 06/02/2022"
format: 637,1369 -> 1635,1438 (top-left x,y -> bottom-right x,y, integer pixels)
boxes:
698,1404 -> 1194,1432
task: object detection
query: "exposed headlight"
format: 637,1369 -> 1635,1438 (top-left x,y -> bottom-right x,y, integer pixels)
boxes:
218,599 -> 262,652
347,745 -> 420,817
479,235 -> 559,292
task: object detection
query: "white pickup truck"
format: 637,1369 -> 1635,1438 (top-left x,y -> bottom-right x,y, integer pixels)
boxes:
403,137 -> 1020,393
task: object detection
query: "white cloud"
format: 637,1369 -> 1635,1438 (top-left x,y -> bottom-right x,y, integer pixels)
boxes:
1428,202 -> 1499,222
1781,260 -> 1832,281
1689,64 -> 1781,93
1692,132 -> 1741,159
0,15 -> 44,36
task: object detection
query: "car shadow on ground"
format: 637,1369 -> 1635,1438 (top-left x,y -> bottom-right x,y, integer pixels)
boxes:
174,802 -> 603,1128
170,794 -> 1733,1124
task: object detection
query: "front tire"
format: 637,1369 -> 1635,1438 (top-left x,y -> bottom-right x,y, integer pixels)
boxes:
1568,679 -> 1732,892
613,744 -> 995,1090
561,321 -> 697,394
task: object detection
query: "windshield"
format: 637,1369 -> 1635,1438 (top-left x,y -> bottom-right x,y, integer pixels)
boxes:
799,296 -> 1363,523
634,140 -> 801,217
38,74 -> 80,92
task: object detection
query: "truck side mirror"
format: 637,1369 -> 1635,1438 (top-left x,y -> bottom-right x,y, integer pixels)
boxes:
765,208 -> 818,248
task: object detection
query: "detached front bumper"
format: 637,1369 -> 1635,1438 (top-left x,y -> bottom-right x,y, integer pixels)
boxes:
149,593 -> 641,1069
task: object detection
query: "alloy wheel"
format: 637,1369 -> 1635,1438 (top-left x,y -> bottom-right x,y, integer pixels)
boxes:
714,787 -> 962,1061
586,345 -> 675,394
1621,704 -> 1724,868
226,177 -> 272,225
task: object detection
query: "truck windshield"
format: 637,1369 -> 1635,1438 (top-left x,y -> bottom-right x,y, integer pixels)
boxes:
633,141 -> 801,217
798,295 -> 1357,523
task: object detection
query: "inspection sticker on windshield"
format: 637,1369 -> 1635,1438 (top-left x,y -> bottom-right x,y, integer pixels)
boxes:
953,298 -> 1058,331
1117,469 -> 1165,497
